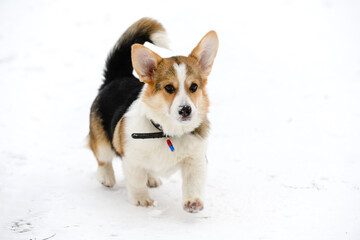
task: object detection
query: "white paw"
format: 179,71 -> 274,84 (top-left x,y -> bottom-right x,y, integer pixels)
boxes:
134,197 -> 154,207
147,177 -> 162,188
97,164 -> 115,187
183,198 -> 204,213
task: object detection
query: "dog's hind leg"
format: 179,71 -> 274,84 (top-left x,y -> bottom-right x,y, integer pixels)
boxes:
89,112 -> 116,188
94,144 -> 116,187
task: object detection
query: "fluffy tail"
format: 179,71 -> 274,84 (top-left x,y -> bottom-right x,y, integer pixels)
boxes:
102,18 -> 168,88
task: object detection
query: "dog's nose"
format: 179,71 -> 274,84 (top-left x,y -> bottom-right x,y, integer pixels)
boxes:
178,105 -> 192,118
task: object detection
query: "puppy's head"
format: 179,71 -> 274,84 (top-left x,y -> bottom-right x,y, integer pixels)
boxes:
132,31 -> 218,136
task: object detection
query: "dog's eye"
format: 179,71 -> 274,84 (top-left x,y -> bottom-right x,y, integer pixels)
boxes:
189,83 -> 198,93
164,84 -> 175,94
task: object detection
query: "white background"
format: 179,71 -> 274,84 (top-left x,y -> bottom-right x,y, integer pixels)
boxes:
1,0 -> 359,239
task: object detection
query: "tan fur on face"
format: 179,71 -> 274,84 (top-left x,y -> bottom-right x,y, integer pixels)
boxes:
141,56 -> 209,117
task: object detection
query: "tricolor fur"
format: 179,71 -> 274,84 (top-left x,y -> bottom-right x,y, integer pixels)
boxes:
88,18 -> 218,213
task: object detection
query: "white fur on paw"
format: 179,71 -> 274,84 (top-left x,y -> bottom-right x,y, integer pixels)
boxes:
135,197 -> 154,207
97,165 -> 115,187
147,177 -> 162,188
183,198 -> 204,213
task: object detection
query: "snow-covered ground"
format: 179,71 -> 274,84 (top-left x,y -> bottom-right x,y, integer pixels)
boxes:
1,0 -> 360,239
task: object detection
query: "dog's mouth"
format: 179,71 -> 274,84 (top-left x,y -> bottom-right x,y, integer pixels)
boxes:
178,116 -> 192,123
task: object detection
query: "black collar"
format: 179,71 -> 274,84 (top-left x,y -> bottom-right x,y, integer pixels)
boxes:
131,120 -> 168,139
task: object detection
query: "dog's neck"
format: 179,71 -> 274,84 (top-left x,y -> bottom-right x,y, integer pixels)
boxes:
131,119 -> 175,152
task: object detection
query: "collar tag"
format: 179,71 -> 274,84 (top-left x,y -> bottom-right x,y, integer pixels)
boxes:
131,120 -> 175,152
166,139 -> 175,152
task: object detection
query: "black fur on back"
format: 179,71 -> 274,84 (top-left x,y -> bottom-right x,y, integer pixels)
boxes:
91,18 -> 166,142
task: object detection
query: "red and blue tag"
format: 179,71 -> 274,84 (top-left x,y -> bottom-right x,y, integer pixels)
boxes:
166,139 -> 175,152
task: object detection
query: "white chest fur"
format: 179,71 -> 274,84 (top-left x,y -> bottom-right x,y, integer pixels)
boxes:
123,99 -> 207,176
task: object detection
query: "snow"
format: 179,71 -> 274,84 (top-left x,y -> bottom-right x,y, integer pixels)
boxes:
1,0 -> 360,239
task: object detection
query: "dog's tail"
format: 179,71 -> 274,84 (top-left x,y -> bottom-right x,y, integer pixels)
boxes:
101,18 -> 168,88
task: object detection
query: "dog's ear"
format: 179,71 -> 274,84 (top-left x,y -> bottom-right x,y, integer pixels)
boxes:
190,31 -> 219,78
132,44 -> 162,84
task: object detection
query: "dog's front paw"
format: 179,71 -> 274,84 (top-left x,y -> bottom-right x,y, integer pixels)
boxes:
135,197 -> 154,207
183,198 -> 204,213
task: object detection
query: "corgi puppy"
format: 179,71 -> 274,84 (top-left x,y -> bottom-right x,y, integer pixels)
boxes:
88,18 -> 218,213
